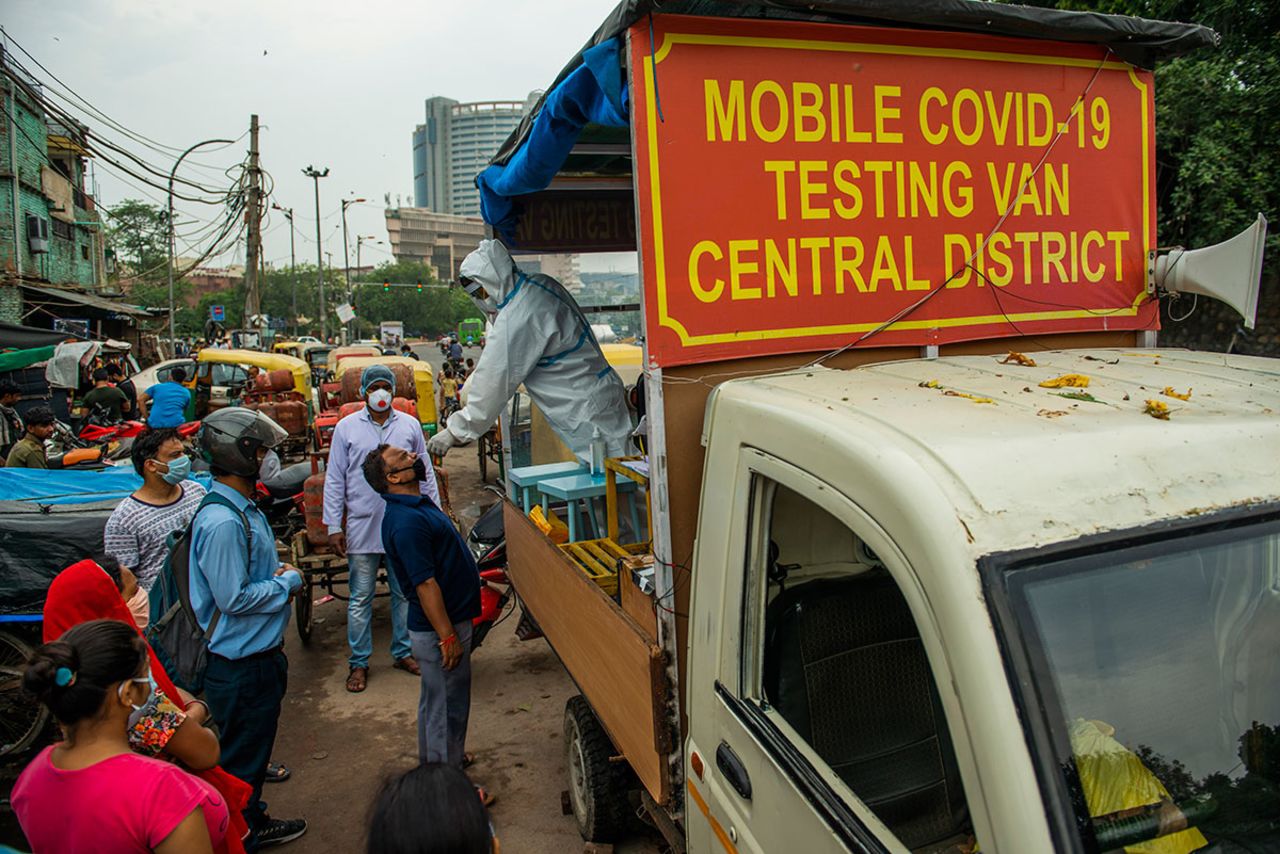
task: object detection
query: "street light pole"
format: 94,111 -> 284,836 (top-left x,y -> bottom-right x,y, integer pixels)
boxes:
302,166 -> 329,340
272,203 -> 297,336
340,197 -> 365,342
168,137 -> 234,349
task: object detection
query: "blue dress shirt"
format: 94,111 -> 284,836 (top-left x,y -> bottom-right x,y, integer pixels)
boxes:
190,481 -> 301,658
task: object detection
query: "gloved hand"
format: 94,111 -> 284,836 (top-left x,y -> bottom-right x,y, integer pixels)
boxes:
427,428 -> 459,458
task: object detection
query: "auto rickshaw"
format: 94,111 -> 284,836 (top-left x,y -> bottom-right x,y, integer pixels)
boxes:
273,341 -> 305,359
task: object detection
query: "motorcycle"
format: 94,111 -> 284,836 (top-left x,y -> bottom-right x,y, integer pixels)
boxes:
467,494 -> 541,648
45,419 -> 131,469
255,460 -> 311,540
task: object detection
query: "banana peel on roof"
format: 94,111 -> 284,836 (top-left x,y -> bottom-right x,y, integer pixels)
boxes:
1040,374 -> 1091,389
918,380 -> 995,404
1144,400 -> 1171,420
1000,352 -> 1037,367
1162,387 -> 1193,401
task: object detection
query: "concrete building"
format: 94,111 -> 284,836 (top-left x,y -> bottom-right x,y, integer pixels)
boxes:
182,263 -> 244,307
385,207 -> 487,282
411,93 -> 538,217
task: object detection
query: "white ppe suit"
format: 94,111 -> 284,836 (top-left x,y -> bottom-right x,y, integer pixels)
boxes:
436,240 -> 632,462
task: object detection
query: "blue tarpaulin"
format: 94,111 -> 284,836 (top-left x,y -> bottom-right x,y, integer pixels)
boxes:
475,37 -> 629,239
0,466 -> 214,505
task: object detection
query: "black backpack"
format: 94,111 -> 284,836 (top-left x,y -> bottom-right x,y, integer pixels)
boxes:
146,491 -> 252,693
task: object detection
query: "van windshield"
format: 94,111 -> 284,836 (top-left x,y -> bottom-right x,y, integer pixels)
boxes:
1008,517 -> 1280,851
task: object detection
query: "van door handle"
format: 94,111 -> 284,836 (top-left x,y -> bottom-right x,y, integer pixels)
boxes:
716,741 -> 752,800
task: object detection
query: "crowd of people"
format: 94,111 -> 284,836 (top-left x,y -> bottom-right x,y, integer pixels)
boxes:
8,238 -> 633,853
9,362 -> 497,853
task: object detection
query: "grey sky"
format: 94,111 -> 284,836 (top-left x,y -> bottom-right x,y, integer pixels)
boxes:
5,0 -> 634,276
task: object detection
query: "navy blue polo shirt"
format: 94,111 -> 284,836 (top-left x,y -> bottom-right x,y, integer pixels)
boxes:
380,492 -> 481,631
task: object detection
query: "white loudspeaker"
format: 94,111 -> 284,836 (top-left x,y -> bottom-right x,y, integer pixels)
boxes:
1149,213 -> 1268,328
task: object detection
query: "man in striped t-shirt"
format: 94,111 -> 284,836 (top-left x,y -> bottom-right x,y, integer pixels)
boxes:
103,428 -> 205,628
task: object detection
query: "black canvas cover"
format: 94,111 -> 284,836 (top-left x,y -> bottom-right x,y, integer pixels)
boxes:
0,321 -> 70,351
0,499 -> 116,616
492,0 -> 1219,167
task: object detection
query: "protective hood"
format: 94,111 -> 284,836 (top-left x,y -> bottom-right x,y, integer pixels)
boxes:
459,239 -> 518,306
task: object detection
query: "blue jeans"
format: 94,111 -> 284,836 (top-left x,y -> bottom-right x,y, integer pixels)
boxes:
409,621 -> 473,766
346,552 -> 411,667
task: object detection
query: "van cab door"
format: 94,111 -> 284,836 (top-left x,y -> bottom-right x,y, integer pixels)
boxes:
685,448 -> 979,854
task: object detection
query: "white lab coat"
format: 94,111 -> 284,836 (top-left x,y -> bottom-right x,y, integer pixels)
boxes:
446,240 -> 632,462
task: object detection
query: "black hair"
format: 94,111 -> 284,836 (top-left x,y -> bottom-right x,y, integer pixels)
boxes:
0,380 -> 20,398
170,367 -> 187,383
23,619 -> 148,727
105,362 -> 125,378
24,405 -> 55,428
94,553 -> 124,591
130,427 -> 180,476
443,366 -> 454,377
92,367 -> 108,382
361,444 -> 391,495
367,764 -> 491,854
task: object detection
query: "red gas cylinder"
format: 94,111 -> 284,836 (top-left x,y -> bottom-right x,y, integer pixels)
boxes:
265,368 -> 294,392
248,401 -> 278,427
303,471 -> 329,547
272,400 -> 308,437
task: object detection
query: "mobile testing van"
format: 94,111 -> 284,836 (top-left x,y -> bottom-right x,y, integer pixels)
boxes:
475,2 -> 1278,852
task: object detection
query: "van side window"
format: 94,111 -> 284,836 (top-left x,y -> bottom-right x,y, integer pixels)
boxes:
743,478 -> 974,853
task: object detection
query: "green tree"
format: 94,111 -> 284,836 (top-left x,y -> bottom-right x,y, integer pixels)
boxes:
105,199 -> 192,310
350,261 -> 483,338
1003,0 -> 1280,351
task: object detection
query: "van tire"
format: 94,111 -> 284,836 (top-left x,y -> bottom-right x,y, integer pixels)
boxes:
564,694 -> 630,842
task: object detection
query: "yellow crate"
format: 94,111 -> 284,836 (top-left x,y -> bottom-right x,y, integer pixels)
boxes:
559,538 -> 649,598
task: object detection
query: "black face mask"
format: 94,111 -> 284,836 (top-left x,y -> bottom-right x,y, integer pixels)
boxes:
391,457 -> 427,483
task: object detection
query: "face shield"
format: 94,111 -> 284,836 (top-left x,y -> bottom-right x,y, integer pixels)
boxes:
460,275 -> 498,316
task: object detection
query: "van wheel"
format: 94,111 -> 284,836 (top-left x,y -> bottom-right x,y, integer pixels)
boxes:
0,630 -> 51,758
564,694 -> 631,842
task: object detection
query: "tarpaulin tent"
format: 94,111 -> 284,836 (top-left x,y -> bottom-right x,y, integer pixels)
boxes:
0,467 -> 213,506
0,499 -> 117,616
0,321 -> 71,351
475,0 -> 1220,242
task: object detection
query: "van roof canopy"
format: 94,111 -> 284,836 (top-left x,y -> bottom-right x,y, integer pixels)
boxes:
491,0 -> 1218,170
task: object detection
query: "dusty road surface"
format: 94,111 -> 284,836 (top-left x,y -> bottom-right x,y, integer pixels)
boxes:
264,444 -> 664,852
0,418 -> 664,853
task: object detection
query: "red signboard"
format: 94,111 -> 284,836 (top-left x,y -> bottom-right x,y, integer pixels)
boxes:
628,16 -> 1157,367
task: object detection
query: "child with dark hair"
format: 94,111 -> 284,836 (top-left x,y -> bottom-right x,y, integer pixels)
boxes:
0,378 -> 24,460
13,618 -> 230,853
367,763 -> 497,854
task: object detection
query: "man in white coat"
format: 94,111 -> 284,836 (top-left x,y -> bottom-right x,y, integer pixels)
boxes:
427,240 -> 632,463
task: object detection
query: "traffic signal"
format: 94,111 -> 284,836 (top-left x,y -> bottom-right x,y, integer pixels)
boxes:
383,281 -> 390,292
416,279 -> 423,293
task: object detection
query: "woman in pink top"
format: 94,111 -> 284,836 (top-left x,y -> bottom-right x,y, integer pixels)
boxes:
12,619 -> 229,853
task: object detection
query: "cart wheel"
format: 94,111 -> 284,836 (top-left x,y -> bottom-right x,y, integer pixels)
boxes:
0,630 -> 51,759
295,575 -> 314,645
477,435 -> 489,482
564,694 -> 632,843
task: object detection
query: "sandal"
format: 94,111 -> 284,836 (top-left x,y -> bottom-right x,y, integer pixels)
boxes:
475,785 -> 496,808
265,761 -> 291,783
392,656 -> 421,676
346,666 -> 368,693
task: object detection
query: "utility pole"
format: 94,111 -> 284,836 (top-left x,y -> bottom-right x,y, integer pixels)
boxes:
340,196 -> 365,342
302,165 -> 329,340
243,114 -> 262,327
273,203 -> 297,336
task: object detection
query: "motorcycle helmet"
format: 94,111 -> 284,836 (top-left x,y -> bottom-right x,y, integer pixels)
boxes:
197,406 -> 287,477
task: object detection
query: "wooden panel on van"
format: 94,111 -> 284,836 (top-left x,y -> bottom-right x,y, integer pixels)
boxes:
503,500 -> 671,805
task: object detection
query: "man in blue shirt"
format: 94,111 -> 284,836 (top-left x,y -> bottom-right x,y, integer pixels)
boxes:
190,407 -> 307,849
362,442 -> 480,769
140,367 -> 192,428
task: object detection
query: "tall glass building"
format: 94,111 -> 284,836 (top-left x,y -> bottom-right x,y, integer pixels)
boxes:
412,94 -> 538,217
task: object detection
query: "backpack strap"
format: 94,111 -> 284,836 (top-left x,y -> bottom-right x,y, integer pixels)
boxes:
187,491 -> 255,641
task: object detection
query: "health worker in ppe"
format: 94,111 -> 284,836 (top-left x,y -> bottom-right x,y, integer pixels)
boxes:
427,240 -> 631,463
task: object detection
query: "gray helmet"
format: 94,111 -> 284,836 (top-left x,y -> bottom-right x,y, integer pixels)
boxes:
197,407 -> 287,477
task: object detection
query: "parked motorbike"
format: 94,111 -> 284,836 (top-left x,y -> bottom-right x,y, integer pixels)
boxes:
466,494 -> 541,648
45,420 -> 130,469
255,460 -> 310,540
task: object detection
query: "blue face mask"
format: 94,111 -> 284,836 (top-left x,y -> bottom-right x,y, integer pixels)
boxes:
157,454 -> 191,484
